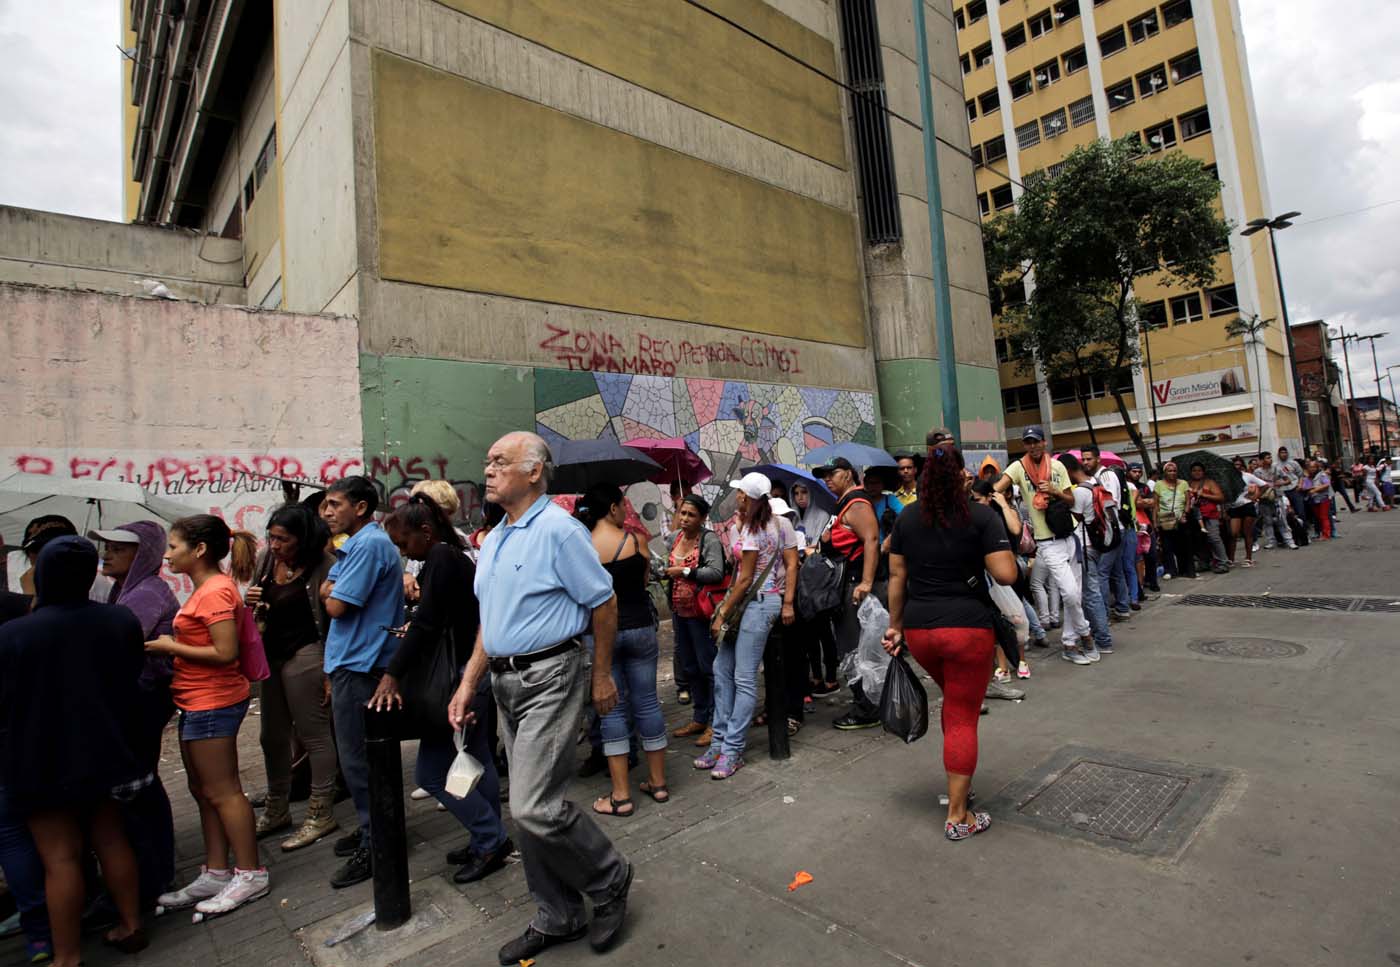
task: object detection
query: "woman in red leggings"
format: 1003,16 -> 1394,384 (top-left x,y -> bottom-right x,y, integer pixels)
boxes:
882,444 -> 1020,841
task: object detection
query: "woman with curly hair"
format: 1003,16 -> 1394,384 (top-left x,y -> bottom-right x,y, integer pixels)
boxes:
881,444 -> 1019,841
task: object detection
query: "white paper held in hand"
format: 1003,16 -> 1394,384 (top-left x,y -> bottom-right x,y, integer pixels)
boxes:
444,727 -> 484,798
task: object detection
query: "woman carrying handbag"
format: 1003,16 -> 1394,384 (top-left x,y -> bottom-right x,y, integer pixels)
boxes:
373,495 -> 511,885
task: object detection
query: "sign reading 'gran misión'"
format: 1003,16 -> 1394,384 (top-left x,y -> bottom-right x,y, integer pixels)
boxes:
1151,367 -> 1248,407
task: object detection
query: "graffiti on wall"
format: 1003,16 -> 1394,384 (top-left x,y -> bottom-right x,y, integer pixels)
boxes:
537,323 -> 804,377
535,371 -> 876,534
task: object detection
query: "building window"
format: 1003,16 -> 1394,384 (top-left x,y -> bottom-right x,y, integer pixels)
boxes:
979,88 -> 1001,114
1041,107 -> 1068,139
1069,94 -> 1096,127
1162,0 -> 1193,28
1137,64 -> 1167,97
1098,25 -> 1127,57
1047,160 -> 1067,178
837,0 -> 902,244
1049,377 -> 1082,405
966,99 -> 978,121
1207,284 -> 1239,316
1010,72 -> 1034,99
1107,78 -> 1135,109
1002,385 -> 1040,413
995,336 -> 1011,362
1129,11 -> 1160,43
971,143 -> 985,167
1055,0 -> 1080,22
1063,45 -> 1088,73
1170,292 -> 1204,324
1170,48 -> 1202,82
1138,300 -> 1167,330
955,7 -> 966,29
973,42 -> 994,68
1029,9 -> 1054,36
1179,106 -> 1211,139
961,53 -> 974,75
1204,162 -> 1219,182
1003,23 -> 1027,50
1144,120 -> 1176,151
979,192 -> 992,215
991,183 -> 1016,210
967,0 -> 987,23
984,135 -> 1008,162
1035,59 -> 1061,88
243,173 -> 256,209
1016,119 -> 1042,150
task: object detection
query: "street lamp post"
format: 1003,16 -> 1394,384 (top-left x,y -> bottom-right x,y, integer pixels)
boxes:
1366,336 -> 1392,456
1242,212 -> 1304,450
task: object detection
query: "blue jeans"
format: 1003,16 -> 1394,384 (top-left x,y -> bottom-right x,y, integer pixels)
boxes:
671,615 -> 717,725
1082,547 -> 1114,648
709,593 -> 781,760
1022,596 -> 1044,641
1096,540 -> 1128,617
416,684 -> 507,857
330,667 -> 380,846
598,627 -> 668,758
0,786 -> 49,949
1116,531 -> 1139,609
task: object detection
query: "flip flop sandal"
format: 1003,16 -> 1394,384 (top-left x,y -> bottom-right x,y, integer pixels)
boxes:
787,717 -> 802,737
592,796 -> 635,817
638,781 -> 670,803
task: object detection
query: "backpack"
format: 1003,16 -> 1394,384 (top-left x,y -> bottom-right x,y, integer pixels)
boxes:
796,551 -> 845,619
1110,467 -> 1134,530
1045,496 -> 1076,539
1077,482 -> 1122,552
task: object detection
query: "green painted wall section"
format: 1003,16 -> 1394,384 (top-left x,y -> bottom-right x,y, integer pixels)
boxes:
876,359 -> 1007,458
359,354 -> 535,498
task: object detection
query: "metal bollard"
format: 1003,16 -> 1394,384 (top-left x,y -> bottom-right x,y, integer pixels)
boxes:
762,630 -> 790,761
364,706 -> 411,930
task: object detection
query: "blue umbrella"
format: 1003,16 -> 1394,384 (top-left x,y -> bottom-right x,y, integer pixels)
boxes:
745,464 -> 838,512
801,442 -> 897,471
549,439 -> 662,494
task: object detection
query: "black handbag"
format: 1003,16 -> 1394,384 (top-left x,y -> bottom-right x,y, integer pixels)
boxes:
796,551 -> 844,619
399,627 -> 461,738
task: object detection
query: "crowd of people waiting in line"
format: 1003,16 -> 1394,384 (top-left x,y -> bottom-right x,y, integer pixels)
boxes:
0,428 -> 1391,966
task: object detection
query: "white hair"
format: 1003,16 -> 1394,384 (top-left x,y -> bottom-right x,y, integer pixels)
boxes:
501,431 -> 554,489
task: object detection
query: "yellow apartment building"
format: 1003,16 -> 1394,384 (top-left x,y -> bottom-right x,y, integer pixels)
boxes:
955,0 -> 1300,461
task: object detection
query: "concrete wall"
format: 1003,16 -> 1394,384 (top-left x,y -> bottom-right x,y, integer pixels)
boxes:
0,283 -> 363,545
0,206 -> 245,304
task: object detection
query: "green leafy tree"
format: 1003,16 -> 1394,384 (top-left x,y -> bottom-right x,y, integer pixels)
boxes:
983,135 -> 1231,466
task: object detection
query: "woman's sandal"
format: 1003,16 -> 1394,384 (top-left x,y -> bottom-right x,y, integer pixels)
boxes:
638,781 -> 670,803
786,717 -> 802,737
592,795 -> 635,817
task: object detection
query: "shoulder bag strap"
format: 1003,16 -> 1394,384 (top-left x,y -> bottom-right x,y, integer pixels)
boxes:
609,533 -> 630,563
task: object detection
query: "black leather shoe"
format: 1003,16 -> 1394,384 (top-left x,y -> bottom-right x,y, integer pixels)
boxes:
589,862 -> 634,952
832,713 -> 880,731
445,842 -> 473,866
453,838 -> 513,883
333,829 -> 362,858
329,848 -> 372,889
497,924 -> 587,965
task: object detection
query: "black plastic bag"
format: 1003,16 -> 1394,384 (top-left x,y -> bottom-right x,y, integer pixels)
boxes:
879,651 -> 928,744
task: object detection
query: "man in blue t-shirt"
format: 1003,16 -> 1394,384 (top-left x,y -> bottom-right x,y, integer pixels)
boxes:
317,475 -> 405,889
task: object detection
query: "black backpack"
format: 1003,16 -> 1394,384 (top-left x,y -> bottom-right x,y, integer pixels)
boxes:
1110,467 -> 1134,530
1045,497 -> 1075,539
796,552 -> 844,620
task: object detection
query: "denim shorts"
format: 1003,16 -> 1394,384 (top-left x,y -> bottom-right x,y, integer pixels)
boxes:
178,698 -> 250,741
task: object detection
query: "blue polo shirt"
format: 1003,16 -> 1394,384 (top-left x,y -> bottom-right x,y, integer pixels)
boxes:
475,494 -> 614,657
324,521 -> 405,674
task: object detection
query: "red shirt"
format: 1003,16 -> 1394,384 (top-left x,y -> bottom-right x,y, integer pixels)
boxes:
828,495 -> 873,561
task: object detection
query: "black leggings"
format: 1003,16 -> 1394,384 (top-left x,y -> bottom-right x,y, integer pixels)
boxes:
803,614 -> 838,684
1159,527 -> 1196,578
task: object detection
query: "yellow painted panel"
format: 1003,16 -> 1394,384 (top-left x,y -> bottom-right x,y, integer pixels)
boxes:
373,53 -> 866,347
435,0 -> 845,167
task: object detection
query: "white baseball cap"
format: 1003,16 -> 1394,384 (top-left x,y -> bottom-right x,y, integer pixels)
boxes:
728,471 -> 773,500
87,528 -> 141,544
769,497 -> 796,518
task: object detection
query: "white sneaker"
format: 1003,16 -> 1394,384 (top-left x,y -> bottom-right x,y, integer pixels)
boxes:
158,867 -> 230,909
1083,643 -> 1102,663
992,667 -> 1012,685
194,868 -> 269,916
410,787 -> 432,801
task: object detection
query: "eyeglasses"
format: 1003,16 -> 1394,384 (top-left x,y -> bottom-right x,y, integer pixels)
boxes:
483,457 -> 532,472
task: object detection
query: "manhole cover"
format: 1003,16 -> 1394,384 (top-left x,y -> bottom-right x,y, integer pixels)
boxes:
1017,761 -> 1187,842
1188,637 -> 1307,659
1176,594 -> 1355,611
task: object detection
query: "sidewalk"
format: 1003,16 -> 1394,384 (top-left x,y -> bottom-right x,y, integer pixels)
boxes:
6,511 -> 1399,966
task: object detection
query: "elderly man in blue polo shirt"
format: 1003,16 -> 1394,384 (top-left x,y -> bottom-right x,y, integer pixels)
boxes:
449,431 -> 632,966
317,475 -> 406,890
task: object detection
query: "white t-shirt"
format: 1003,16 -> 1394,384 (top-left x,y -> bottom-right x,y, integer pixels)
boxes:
1231,471 -> 1270,508
734,517 -> 799,597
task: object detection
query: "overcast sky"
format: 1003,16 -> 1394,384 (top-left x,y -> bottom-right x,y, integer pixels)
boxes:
0,0 -> 1397,387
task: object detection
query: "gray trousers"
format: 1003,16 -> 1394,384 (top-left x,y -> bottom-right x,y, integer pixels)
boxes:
260,643 -> 338,800
494,646 -> 629,935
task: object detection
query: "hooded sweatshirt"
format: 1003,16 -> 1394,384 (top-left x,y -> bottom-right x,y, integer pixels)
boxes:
0,537 -> 146,816
105,521 -> 180,690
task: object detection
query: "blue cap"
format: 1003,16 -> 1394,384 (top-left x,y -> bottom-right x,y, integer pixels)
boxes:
1021,425 -> 1046,442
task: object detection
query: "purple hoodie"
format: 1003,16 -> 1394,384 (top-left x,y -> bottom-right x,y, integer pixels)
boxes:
105,520 -> 179,688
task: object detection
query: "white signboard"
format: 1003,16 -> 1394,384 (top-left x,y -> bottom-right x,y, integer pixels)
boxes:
1151,367 -> 1248,407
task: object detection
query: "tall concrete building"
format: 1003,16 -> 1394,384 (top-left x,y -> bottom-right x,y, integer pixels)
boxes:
955,0 -> 1300,460
118,0 -> 1005,516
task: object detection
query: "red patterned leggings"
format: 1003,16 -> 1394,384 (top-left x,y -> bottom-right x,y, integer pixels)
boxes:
904,627 -> 995,776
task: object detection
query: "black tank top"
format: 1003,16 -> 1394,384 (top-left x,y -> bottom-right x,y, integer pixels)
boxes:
603,551 -> 653,630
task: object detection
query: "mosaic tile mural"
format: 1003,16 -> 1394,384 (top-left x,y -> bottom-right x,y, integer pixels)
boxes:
536,371 -> 877,530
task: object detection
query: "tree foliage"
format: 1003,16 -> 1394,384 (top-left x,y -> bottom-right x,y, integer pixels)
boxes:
983,136 -> 1231,465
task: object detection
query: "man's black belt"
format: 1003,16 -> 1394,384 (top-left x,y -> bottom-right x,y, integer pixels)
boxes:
487,636 -> 581,674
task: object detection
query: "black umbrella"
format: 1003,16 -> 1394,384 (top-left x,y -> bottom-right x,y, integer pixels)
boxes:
1172,449 -> 1244,504
548,439 -> 663,494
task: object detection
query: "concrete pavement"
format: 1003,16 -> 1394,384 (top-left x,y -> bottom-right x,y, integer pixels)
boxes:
5,511 -> 1398,967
